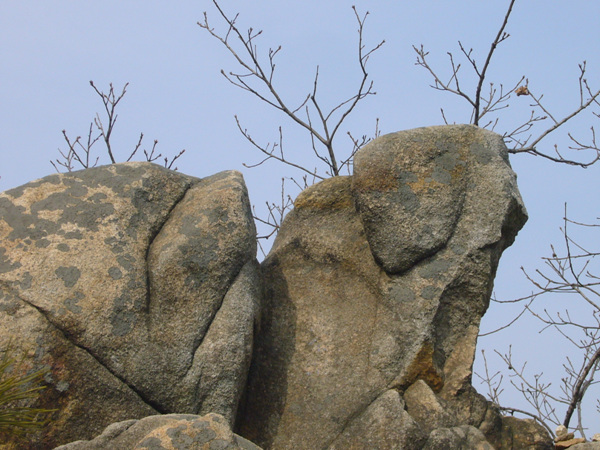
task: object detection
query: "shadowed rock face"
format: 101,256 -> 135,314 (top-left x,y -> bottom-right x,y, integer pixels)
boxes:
0,163 -> 261,448
237,125 -> 534,449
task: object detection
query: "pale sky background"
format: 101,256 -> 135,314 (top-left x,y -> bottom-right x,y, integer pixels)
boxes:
2,1 -> 599,434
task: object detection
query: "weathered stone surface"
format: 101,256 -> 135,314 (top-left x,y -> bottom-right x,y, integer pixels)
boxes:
54,413 -> 262,450
571,443 -> 600,450
499,416 -> 553,449
353,127 -> 468,273
2,126 -> 552,449
556,424 -> 569,439
556,432 -> 576,443
238,125 -> 530,449
0,163 -> 260,447
422,425 -> 494,450
238,175 -> 386,449
404,380 -> 454,434
328,389 -> 426,450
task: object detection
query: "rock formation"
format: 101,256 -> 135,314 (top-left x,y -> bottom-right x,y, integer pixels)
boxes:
237,125 -> 547,448
0,125 -> 557,449
0,164 -> 260,448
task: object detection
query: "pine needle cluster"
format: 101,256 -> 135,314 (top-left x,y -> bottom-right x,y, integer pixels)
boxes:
0,348 -> 56,440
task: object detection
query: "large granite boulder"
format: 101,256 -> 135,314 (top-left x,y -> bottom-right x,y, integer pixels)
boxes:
54,413 -> 262,450
237,125 -> 542,448
0,163 -> 261,448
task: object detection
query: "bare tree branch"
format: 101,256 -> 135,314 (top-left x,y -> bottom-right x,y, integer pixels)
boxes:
238,118 -> 324,180
199,1 -> 383,178
497,406 -> 555,437
414,2 -> 600,169
54,82 -> 185,171
473,0 -> 516,125
89,81 -> 128,164
509,66 -> 600,167
481,204 -> 600,435
199,1 -> 383,238
564,346 -> 600,428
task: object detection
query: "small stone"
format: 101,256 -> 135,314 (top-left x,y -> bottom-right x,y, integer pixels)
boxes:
554,432 -> 575,443
556,425 -> 568,438
555,437 -> 586,449
593,433 -> 600,442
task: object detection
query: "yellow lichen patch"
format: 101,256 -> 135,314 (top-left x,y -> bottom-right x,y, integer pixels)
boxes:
36,209 -> 64,222
294,176 -> 354,211
352,165 -> 403,193
6,182 -> 67,213
0,219 -> 13,238
133,414 -> 235,450
450,160 -> 467,180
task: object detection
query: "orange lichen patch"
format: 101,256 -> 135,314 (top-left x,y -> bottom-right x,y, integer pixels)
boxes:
352,172 -> 403,193
401,342 -> 444,392
407,161 -> 467,194
294,176 -> 355,211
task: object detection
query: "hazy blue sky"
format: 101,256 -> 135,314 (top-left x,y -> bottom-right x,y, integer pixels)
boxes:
2,1 -> 599,433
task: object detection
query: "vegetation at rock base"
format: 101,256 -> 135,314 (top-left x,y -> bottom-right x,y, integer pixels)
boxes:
0,348 -> 55,442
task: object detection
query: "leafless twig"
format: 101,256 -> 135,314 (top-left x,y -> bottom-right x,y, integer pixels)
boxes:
253,177 -> 311,257
53,82 -> 185,172
413,0 -> 518,127
509,64 -> 600,168
476,349 -> 556,436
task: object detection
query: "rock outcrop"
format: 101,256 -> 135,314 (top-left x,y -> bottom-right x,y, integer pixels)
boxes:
54,413 -> 261,450
0,163 -> 261,448
1,125 -> 558,449
237,125 -> 537,448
